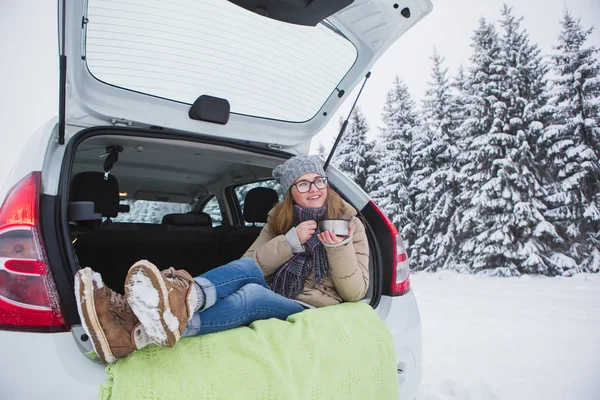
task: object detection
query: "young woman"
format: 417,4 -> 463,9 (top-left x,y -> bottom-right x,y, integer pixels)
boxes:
75,155 -> 369,364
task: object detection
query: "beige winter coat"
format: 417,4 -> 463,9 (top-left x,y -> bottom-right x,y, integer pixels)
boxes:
243,200 -> 369,307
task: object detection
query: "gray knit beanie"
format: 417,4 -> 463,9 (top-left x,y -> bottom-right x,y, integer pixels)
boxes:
272,155 -> 326,192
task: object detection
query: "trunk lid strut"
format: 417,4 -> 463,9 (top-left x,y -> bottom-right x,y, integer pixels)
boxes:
323,72 -> 371,170
58,0 -> 67,145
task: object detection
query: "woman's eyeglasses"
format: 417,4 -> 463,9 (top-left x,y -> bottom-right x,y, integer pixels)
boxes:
293,177 -> 328,193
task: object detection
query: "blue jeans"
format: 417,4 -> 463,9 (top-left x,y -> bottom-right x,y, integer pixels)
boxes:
182,257 -> 304,336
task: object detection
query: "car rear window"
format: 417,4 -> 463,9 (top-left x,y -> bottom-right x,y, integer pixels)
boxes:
84,0 -> 357,122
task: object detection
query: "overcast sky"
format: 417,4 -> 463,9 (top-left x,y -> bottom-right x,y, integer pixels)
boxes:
1,0 -> 599,187
312,0 -> 600,154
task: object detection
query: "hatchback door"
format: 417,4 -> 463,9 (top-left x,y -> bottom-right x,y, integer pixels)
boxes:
61,0 -> 432,152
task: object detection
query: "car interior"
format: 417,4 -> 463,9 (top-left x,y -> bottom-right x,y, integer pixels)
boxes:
67,134 -> 287,293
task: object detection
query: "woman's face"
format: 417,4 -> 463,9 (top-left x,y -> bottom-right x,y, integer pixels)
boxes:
290,172 -> 328,208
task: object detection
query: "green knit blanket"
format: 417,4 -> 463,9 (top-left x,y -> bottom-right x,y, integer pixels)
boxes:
100,302 -> 399,400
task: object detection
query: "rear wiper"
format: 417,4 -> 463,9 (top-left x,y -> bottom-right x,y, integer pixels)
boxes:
324,71 -> 371,170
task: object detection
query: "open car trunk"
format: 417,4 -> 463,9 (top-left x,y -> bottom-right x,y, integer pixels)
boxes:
55,128 -> 384,361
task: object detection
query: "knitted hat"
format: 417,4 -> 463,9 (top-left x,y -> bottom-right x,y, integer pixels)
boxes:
272,155 -> 326,192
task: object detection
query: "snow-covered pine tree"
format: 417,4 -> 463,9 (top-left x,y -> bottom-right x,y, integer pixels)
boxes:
410,50 -> 462,272
543,10 -> 600,274
454,15 -> 554,276
365,138 -> 386,198
448,63 -> 474,177
449,64 -> 471,136
453,65 -> 468,93
371,76 -> 419,249
430,64 -> 474,273
453,18 -> 504,274
317,142 -> 327,159
484,5 -> 562,275
331,107 -> 376,193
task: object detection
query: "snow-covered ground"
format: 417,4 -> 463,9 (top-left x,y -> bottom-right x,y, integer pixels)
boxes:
411,272 -> 600,400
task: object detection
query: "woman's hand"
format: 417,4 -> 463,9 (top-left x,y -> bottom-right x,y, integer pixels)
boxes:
318,225 -> 355,245
295,220 -> 317,245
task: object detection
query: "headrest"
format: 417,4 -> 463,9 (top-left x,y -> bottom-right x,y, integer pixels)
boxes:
243,187 -> 279,223
70,172 -> 119,218
162,212 -> 212,227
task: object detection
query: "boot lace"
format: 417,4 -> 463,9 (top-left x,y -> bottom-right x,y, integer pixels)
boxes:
109,289 -> 131,315
163,268 -> 193,290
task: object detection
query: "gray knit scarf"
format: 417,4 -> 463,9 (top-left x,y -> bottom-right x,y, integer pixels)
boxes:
271,204 -> 330,299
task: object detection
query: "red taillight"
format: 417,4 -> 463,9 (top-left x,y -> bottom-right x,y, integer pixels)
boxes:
0,172 -> 68,331
369,200 -> 411,296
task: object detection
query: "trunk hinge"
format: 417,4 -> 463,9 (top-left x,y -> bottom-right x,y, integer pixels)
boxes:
111,118 -> 134,127
58,0 -> 67,145
323,71 -> 371,171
